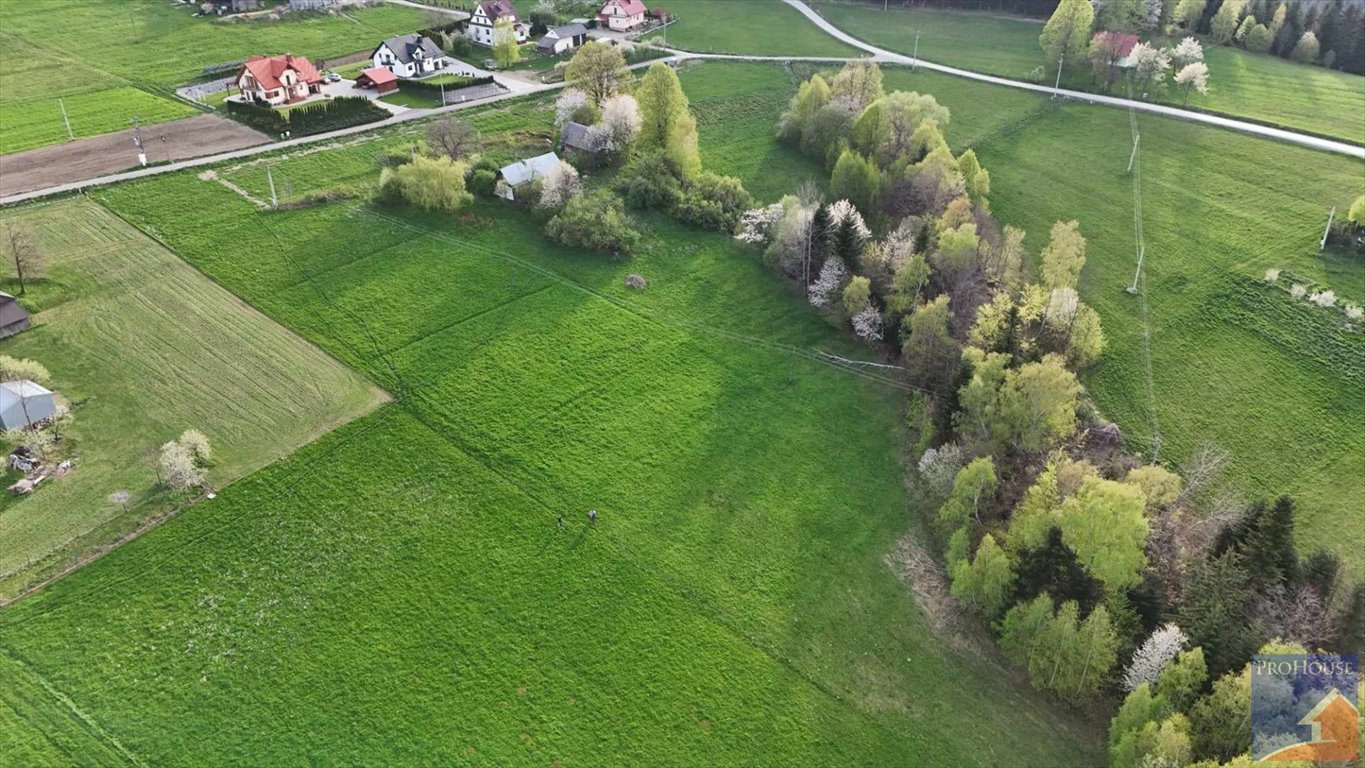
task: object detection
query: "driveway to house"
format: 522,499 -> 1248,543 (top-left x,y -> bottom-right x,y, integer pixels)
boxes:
779,0 -> 1365,159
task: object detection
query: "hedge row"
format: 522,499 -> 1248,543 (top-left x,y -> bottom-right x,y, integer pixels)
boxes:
225,96 -> 388,137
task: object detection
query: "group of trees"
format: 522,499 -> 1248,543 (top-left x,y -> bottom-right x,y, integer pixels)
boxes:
1045,0 -> 1215,100
1086,0 -> 1365,74
1179,0 -> 1364,71
737,57 -> 1361,768
540,46 -> 754,255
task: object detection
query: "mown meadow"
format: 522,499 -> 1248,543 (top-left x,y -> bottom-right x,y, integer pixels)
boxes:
642,0 -> 863,57
0,0 -> 427,154
0,137 -> 1103,763
811,0 -> 1365,144
0,198 -> 383,599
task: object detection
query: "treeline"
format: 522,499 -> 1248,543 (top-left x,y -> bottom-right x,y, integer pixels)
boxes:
733,60 -> 1362,767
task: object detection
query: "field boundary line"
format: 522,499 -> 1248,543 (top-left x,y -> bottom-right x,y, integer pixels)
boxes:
0,645 -> 146,767
1126,86 -> 1163,461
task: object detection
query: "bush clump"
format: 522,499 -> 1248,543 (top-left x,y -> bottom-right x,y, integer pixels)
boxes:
546,190 -> 642,258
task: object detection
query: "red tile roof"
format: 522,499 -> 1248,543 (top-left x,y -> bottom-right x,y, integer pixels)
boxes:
1093,31 -> 1140,58
240,54 -> 322,91
358,66 -> 398,86
478,0 -> 516,20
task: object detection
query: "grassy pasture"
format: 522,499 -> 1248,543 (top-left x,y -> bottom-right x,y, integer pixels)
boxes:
0,158 -> 1103,764
0,32 -> 198,155
0,199 -> 383,598
812,0 -> 1365,144
642,0 -> 863,57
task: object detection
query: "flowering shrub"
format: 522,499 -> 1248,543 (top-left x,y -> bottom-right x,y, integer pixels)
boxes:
851,305 -> 884,341
808,257 -> 847,308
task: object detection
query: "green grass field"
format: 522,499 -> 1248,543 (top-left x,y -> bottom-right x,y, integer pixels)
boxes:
643,0 -> 863,57
0,199 -> 384,598
0,0 -> 427,154
812,1 -> 1365,144
0,149 -> 1102,763
0,32 -> 198,154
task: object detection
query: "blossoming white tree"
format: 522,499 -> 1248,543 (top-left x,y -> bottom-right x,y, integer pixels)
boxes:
826,199 -> 871,239
808,257 -> 848,308
538,161 -> 582,211
735,203 -> 785,245
1173,61 -> 1210,105
1122,623 -> 1189,692
851,305 -> 884,341
554,90 -> 590,130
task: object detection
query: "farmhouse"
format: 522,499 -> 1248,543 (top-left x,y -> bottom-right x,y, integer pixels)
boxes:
0,293 -> 31,338
235,54 -> 323,106
468,0 -> 528,48
355,67 -> 399,94
598,0 -> 648,32
0,380 -> 56,431
497,152 -> 561,200
560,121 -> 599,157
371,33 -> 449,78
536,23 -> 589,56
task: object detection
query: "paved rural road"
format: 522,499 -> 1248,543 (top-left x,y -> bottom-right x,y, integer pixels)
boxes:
782,0 -> 1365,160
4,9 -> 1360,206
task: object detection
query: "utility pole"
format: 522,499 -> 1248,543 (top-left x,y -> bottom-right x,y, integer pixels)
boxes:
59,98 -> 74,141
131,116 -> 147,166
1127,245 -> 1145,294
267,165 -> 278,209
912,32 -> 920,69
1052,54 -> 1064,98
1319,206 -> 1336,251
1126,132 -> 1140,174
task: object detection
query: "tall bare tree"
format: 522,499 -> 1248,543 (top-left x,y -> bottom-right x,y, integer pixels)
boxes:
425,116 -> 480,160
2,222 -> 45,295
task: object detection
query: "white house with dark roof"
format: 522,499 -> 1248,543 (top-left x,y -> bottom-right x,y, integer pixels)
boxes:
371,33 -> 449,78
468,0 -> 527,47
536,23 -> 588,55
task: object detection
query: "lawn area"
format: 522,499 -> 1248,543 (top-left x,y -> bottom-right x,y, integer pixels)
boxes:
0,127 -> 1102,763
642,0 -> 864,58
0,199 -> 384,598
812,1 -> 1365,144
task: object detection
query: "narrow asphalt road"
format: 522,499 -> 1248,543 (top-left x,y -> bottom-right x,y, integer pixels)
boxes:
782,0 -> 1365,160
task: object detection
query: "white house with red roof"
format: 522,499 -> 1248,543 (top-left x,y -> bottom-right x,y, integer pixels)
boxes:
598,0 -> 647,31
468,0 -> 527,47
235,54 -> 323,106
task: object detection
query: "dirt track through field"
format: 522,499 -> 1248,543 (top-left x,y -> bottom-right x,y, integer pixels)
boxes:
0,114 -> 268,197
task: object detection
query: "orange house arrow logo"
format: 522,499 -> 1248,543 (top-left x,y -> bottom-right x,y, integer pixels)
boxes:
1260,688 -> 1359,763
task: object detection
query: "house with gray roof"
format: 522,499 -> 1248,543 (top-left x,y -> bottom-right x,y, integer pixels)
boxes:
560,121 -> 599,157
0,293 -> 31,339
0,380 -> 56,431
371,33 -> 449,79
496,152 -> 561,200
537,23 -> 588,55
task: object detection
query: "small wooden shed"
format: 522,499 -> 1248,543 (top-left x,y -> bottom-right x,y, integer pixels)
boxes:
356,67 -> 399,94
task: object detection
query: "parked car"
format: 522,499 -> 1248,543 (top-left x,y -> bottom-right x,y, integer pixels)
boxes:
482,58 -> 499,71
324,72 -> 342,83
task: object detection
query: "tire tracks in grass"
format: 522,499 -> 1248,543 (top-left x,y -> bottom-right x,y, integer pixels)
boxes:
0,644 -> 146,767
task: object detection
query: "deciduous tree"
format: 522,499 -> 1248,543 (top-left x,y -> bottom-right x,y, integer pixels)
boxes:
1040,220 -> 1087,289
1059,476 -> 1149,592
492,16 -> 521,69
950,532 -> 1015,616
901,295 -> 959,391
1174,61 -> 1210,105
1,222 -> 45,295
425,116 -> 480,160
564,41 -> 627,105
1209,0 -> 1246,43
1041,0 -> 1096,70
